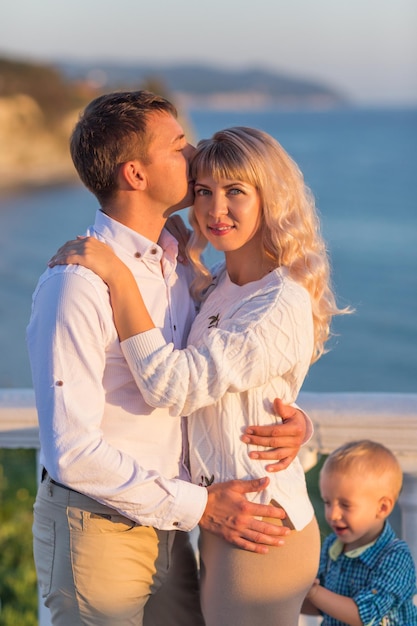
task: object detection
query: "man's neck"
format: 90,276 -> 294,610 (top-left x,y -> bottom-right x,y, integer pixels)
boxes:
101,200 -> 166,243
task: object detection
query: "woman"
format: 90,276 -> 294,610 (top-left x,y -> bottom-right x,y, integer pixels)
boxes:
50,127 -> 348,625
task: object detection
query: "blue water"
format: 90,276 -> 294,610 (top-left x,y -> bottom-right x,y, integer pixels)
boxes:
0,108 -> 416,392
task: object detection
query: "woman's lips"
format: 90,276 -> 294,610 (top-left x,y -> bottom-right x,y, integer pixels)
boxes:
208,223 -> 234,236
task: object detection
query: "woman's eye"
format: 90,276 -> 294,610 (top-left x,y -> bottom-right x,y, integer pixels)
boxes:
195,188 -> 210,196
229,188 -> 243,196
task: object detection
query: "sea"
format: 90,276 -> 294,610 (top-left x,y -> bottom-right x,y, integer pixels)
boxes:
0,107 -> 416,393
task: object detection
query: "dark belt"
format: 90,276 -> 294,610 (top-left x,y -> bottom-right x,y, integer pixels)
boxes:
41,467 -> 81,494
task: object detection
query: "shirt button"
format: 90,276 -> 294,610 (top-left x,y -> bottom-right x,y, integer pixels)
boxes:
151,248 -> 158,255
55,380 -> 64,387
134,252 -> 141,258
173,521 -> 180,527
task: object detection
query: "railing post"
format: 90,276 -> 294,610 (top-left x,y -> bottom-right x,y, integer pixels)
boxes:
34,450 -> 53,626
38,588 -> 53,624
398,472 -> 417,565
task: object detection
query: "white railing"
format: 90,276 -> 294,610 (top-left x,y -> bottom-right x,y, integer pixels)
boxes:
1,389 -> 417,626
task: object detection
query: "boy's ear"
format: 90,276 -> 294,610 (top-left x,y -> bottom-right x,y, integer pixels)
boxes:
118,160 -> 147,190
377,495 -> 394,518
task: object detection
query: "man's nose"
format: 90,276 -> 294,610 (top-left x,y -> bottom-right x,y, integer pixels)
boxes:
185,143 -> 196,159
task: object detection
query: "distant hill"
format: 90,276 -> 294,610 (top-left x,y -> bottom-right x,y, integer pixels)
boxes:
0,56 -> 348,191
0,57 -> 88,122
58,62 -> 348,109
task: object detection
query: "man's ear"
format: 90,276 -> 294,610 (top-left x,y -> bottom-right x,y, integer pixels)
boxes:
119,160 -> 147,190
377,495 -> 394,519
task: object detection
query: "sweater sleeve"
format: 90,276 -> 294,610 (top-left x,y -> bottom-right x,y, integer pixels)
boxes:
121,279 -> 313,416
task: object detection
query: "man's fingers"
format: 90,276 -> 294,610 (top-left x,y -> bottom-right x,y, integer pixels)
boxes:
244,433 -> 296,447
230,530 -> 289,553
248,445 -> 294,460
241,498 -> 287,522
264,457 -> 293,472
234,476 -> 270,495
225,518 -> 291,553
273,397 -> 297,420
242,424 -> 303,447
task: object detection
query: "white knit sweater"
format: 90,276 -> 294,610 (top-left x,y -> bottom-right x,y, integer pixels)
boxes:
122,265 -> 315,529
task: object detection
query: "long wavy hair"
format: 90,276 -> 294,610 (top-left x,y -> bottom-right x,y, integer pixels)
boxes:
187,126 -> 350,364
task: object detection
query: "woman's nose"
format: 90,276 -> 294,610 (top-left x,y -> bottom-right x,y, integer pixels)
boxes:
209,197 -> 228,219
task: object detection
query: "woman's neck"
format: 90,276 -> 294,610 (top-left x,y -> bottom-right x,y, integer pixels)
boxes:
225,250 -> 277,286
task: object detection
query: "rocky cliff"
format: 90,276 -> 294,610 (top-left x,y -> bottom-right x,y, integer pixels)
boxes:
0,93 -> 79,191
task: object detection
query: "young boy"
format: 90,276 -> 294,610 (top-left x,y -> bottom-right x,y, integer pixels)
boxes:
303,440 -> 417,625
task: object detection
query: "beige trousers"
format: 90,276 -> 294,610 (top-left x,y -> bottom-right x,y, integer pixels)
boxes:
33,477 -> 204,625
199,516 -> 320,626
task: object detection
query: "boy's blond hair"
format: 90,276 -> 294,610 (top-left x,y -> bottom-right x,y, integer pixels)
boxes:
321,440 -> 403,502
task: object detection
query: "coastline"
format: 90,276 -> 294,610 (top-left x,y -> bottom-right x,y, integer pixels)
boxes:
0,93 -> 79,195
0,164 -> 79,196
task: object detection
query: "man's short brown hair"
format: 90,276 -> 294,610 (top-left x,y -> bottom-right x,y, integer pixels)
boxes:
70,90 -> 177,204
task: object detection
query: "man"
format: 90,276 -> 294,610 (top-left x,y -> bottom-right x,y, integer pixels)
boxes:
27,90 -> 311,625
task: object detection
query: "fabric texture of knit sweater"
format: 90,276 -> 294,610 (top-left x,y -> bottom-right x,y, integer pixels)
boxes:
122,264 -> 315,530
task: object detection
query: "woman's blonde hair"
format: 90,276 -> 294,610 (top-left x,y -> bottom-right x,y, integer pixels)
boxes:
187,126 -> 349,363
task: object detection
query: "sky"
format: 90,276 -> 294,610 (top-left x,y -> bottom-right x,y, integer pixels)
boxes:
1,0 -> 416,105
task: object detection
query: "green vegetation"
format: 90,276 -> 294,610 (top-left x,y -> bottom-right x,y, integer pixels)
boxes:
306,454 -> 331,540
0,449 -> 38,626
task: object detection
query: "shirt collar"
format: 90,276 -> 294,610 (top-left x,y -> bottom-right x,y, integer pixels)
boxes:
329,537 -> 377,561
328,521 -> 395,564
91,210 -> 179,266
